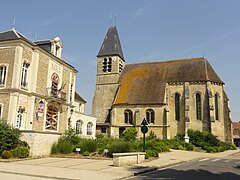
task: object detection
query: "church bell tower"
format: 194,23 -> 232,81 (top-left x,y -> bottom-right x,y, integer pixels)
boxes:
92,25 -> 125,133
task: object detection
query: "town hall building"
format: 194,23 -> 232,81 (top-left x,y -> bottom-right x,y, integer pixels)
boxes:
92,26 -> 232,142
0,28 -> 96,156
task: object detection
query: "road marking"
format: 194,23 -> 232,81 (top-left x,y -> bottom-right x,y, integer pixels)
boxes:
212,159 -> 220,162
199,158 -> 210,162
223,159 -> 231,163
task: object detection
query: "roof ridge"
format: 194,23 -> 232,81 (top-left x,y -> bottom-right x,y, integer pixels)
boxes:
12,28 -> 20,38
127,57 -> 205,66
0,29 -> 15,34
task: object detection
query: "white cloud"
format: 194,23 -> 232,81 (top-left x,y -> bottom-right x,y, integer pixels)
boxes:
134,8 -> 144,17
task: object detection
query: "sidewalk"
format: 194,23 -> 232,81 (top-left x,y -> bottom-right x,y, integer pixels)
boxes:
0,149 -> 239,180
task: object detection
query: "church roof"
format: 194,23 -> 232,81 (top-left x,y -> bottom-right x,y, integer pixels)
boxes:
97,26 -> 124,61
113,58 -> 224,105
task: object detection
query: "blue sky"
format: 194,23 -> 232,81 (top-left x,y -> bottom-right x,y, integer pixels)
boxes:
1,0 -> 239,121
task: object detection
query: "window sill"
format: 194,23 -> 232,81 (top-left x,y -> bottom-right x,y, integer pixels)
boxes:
21,86 -> 28,90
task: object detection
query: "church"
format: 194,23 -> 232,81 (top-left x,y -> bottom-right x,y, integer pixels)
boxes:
92,26 -> 232,142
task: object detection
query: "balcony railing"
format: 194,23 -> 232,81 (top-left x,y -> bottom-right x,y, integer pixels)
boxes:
46,88 -> 66,101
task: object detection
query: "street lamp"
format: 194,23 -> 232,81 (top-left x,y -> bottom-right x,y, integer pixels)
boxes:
68,108 -> 74,128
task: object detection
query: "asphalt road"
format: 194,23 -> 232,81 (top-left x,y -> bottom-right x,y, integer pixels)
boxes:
129,153 -> 240,180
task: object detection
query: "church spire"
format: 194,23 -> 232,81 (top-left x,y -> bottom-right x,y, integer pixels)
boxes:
97,26 -> 124,61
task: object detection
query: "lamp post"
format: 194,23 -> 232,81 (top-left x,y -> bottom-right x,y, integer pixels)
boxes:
68,108 -> 74,128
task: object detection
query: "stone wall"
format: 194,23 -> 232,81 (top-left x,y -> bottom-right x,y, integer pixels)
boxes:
0,47 -> 15,89
111,105 -> 166,138
0,94 -> 10,120
21,130 -> 60,157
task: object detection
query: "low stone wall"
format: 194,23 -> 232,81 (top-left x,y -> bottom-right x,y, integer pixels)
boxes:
21,130 -> 61,157
112,152 -> 146,167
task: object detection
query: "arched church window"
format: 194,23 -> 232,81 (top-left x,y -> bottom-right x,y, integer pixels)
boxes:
107,58 -> 112,72
87,122 -> 93,135
51,73 -> 59,96
102,58 -> 107,72
175,93 -> 180,121
124,109 -> 133,124
215,94 -> 219,120
196,93 -> 202,120
146,109 -> 155,124
76,120 -> 83,134
46,105 -> 58,131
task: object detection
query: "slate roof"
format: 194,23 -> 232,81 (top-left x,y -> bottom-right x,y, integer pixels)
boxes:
0,29 -> 34,45
113,58 -> 224,105
75,92 -> 86,103
34,40 -> 51,53
0,29 -> 77,71
97,26 -> 124,60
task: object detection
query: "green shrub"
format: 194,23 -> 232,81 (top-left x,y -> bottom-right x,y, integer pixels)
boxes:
184,143 -> 194,151
145,150 -> 159,159
97,137 -> 115,152
108,141 -> 130,157
64,128 -> 81,145
77,139 -> 97,153
0,119 -> 22,154
11,147 -> 29,158
51,142 -> 59,154
218,141 -> 237,150
121,128 -> 138,142
129,141 -> 142,152
188,129 -> 220,146
56,137 -> 74,154
82,151 -> 90,156
1,150 -> 12,159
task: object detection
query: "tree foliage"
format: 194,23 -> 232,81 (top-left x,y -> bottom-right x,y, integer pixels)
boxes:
0,119 -> 22,154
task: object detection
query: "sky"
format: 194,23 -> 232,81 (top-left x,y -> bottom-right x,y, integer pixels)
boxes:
0,0 -> 239,121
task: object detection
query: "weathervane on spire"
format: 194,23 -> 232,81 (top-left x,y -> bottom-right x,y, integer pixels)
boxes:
110,15 -> 112,26
12,18 -> 16,30
115,15 -> 117,26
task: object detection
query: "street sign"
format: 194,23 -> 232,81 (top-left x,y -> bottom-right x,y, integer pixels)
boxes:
141,118 -> 148,134
141,118 -> 149,152
141,125 -> 148,134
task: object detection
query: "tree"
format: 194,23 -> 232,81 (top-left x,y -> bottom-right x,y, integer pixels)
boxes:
0,119 -> 22,154
121,128 -> 138,141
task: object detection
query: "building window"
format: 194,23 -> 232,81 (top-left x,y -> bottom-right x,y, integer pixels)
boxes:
51,73 -> 59,96
175,93 -> 180,121
119,60 -> 123,73
102,58 -> 107,72
101,127 -> 107,133
70,83 -> 73,103
76,120 -> 83,134
196,93 -> 202,120
16,107 -> 25,129
21,62 -> 29,87
87,122 -> 93,135
102,58 -> 112,73
146,109 -> 155,124
215,94 -> 219,120
0,66 -> 7,85
0,104 -> 3,118
107,58 -> 112,72
124,109 -> 133,124
46,105 -> 58,131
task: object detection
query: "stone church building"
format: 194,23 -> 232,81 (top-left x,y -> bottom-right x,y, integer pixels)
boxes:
0,28 -> 96,156
92,26 -> 232,142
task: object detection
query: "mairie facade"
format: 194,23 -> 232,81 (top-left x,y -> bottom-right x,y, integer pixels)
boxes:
0,28 -> 96,156
92,26 -> 232,142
